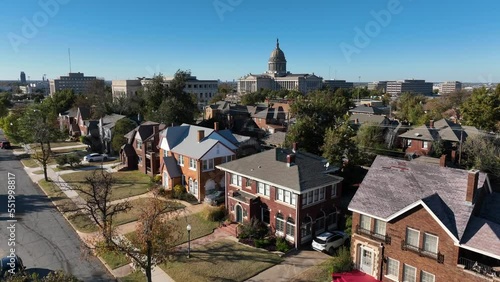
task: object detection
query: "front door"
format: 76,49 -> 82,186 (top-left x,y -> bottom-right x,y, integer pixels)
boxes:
359,246 -> 373,275
236,205 -> 243,223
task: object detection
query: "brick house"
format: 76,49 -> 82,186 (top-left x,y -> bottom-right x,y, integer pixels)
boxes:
58,107 -> 79,136
247,105 -> 289,133
119,121 -> 166,176
158,122 -> 239,201
216,144 -> 343,249
399,119 -> 479,160
348,155 -> 500,281
75,107 -> 98,136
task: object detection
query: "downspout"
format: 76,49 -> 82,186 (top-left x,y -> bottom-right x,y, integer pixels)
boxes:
295,193 -> 299,249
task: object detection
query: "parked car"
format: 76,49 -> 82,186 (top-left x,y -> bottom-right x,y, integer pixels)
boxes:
312,231 -> 349,254
0,140 -> 11,149
83,153 -> 108,162
204,190 -> 225,206
0,255 -> 25,277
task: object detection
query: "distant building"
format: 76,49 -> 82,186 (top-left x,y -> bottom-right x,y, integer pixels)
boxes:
238,39 -> 323,94
386,79 -> 433,97
323,80 -> 354,91
18,85 -> 32,94
440,81 -> 462,94
368,81 -> 388,93
20,72 -> 26,84
49,72 -> 104,95
111,80 -> 142,100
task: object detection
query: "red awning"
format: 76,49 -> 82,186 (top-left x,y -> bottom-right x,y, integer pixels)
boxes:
332,270 -> 381,282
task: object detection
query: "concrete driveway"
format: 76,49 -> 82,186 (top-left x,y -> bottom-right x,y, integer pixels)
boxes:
246,247 -> 330,282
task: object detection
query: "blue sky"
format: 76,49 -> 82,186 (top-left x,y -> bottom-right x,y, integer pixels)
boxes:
1,0 -> 499,82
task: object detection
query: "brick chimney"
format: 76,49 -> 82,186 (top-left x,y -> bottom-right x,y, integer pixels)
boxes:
292,142 -> 298,153
214,122 -> 219,132
429,119 -> 434,128
466,170 -> 479,202
287,154 -> 296,167
439,154 -> 446,167
197,130 -> 204,142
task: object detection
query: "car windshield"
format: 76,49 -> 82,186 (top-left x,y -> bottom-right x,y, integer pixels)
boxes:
314,238 -> 327,244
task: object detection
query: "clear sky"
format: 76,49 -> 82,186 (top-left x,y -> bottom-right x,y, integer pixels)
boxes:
1,0 -> 499,82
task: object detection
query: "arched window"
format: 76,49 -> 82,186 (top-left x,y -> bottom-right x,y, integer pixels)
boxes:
315,211 -> 326,232
276,213 -> 285,234
301,216 -> 312,239
188,178 -> 193,194
327,208 -> 338,229
193,180 -> 198,195
286,217 -> 295,238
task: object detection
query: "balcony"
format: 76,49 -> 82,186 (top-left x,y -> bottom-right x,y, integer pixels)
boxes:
401,240 -> 444,263
355,225 -> 391,245
458,257 -> 499,279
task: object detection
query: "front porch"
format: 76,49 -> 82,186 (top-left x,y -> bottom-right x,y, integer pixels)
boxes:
458,249 -> 500,280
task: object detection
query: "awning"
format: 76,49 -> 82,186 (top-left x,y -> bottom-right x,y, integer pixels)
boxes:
332,270 -> 381,282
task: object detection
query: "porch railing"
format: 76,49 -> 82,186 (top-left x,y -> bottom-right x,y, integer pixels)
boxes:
355,225 -> 391,245
401,239 -> 444,263
458,257 -> 497,278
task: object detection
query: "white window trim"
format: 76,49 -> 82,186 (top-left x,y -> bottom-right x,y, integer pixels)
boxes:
360,214 -> 372,231
374,219 -> 386,236
406,227 -> 420,249
423,233 -> 439,254
178,155 -> 184,166
403,264 -> 417,282
189,158 -> 197,170
420,270 -> 435,282
331,183 -> 338,198
385,257 -> 400,282
202,158 -> 214,172
257,182 -> 270,197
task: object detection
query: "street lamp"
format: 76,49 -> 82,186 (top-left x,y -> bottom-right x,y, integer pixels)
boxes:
187,224 -> 192,258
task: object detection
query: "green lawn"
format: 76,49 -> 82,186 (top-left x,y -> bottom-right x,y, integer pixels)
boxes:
37,180 -> 98,233
21,158 -> 39,168
113,198 -> 185,226
51,148 -> 88,155
32,170 -> 44,175
292,259 -> 332,282
119,270 -> 147,282
31,141 -> 84,148
98,248 -> 131,269
60,170 -> 151,201
161,239 -> 282,282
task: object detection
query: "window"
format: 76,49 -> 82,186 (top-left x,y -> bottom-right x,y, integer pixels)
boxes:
178,155 -> 184,166
220,155 -> 232,163
301,217 -> 312,238
276,188 -> 295,206
316,213 -> 325,231
284,190 -> 291,203
313,189 -> 319,201
319,187 -> 325,200
202,159 -> 214,171
308,191 -> 313,204
246,179 -> 253,188
420,271 -> 435,282
386,258 -> 399,280
262,208 -> 270,224
403,264 -> 416,282
258,182 -> 270,196
286,217 -> 295,238
276,214 -> 285,234
231,174 -> 242,187
136,139 -> 142,149
407,139 -> 412,146
331,184 -> 338,198
291,193 -> 296,206
423,233 -> 438,254
406,228 -> 420,249
189,158 -> 197,169
423,141 -> 429,149
277,189 -> 284,201
360,214 -> 371,231
374,219 -> 386,236
138,156 -> 142,165
327,212 -> 337,227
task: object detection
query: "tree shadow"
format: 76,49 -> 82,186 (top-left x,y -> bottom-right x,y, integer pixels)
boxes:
0,194 -> 59,219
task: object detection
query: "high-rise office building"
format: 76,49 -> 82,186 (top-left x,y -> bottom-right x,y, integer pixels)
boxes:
20,71 -> 26,84
386,79 -> 433,97
49,72 -> 104,95
440,81 -> 462,94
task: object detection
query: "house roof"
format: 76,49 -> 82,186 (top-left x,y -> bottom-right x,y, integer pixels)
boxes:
120,144 -> 136,157
349,105 -> 384,115
100,114 -> 126,130
398,124 -> 439,141
217,148 -> 343,193
460,216 -> 500,260
348,113 -> 388,125
348,155 -> 487,241
159,124 -> 238,159
78,107 -> 91,120
60,107 -> 78,118
262,132 -> 287,147
398,118 -> 479,142
123,121 -> 164,143
162,156 -> 182,178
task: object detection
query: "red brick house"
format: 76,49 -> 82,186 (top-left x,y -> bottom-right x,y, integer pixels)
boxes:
348,155 -> 500,281
216,144 -> 343,249
119,121 -> 166,176
247,105 -> 289,133
158,122 -> 239,201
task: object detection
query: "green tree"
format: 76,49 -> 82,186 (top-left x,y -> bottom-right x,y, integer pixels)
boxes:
356,122 -> 385,150
462,134 -> 500,176
209,93 -> 226,104
240,91 -> 266,105
395,93 -> 427,125
111,118 -> 137,152
0,106 -> 25,143
461,87 -> 500,132
322,117 -> 358,167
44,89 -> 75,114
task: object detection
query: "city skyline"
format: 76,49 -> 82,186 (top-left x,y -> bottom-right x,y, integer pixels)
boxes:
2,0 -> 500,83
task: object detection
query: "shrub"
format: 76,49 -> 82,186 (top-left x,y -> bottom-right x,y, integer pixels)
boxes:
238,217 -> 268,240
180,192 -> 198,202
344,215 -> 352,236
330,246 -> 353,273
276,236 -> 290,252
254,238 -> 271,249
153,174 -> 162,184
172,184 -> 186,199
55,154 -> 68,166
204,205 -> 226,222
66,153 -> 81,167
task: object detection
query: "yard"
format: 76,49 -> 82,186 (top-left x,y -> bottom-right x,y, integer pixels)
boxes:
291,259 -> 332,282
60,170 -> 151,201
161,239 -> 283,282
31,141 -> 84,149
113,198 -> 185,226
98,247 -> 131,269
119,271 -> 147,282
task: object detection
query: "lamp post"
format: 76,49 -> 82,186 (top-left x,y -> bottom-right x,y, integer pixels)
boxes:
187,224 -> 192,258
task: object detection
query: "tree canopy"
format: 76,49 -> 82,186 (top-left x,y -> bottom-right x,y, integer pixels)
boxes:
461,86 -> 500,132
111,118 -> 137,152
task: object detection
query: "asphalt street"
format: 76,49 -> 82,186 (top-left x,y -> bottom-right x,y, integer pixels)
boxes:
0,130 -> 116,281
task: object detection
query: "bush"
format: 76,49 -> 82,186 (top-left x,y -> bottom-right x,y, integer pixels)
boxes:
55,153 -> 81,168
180,192 -> 198,202
276,236 -> 290,252
344,215 -> 352,236
204,205 -> 226,222
55,154 -> 68,166
238,217 -> 269,240
330,246 -> 353,273
254,238 -> 271,249
173,184 -> 186,199
153,174 -> 162,184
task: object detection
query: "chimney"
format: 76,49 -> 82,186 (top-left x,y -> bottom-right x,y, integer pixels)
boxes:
466,170 -> 479,202
292,142 -> 298,153
287,154 -> 296,167
429,119 -> 434,128
197,130 -> 205,142
214,122 -> 219,132
439,154 -> 446,167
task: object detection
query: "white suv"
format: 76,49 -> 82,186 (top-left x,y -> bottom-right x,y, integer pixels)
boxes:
312,231 -> 349,254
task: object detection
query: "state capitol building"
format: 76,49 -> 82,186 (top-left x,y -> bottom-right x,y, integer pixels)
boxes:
237,39 -> 323,94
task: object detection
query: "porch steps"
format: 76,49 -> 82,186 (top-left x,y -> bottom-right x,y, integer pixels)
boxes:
220,223 -> 238,237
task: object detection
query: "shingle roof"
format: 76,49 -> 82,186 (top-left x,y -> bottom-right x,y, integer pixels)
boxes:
460,216 -> 500,259
348,155 -> 487,240
349,105 -> 384,115
398,124 -> 439,141
217,148 -> 342,193
61,107 -> 78,117
398,119 -> 479,142
78,107 -> 91,120
262,132 -> 286,146
163,156 -> 182,178
120,144 -> 136,157
349,113 -> 388,125
100,114 -> 126,129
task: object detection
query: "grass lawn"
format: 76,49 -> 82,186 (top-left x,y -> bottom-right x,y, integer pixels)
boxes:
113,198 -> 185,226
161,239 -> 282,282
21,158 -> 39,168
119,270 -> 147,282
31,141 -> 84,148
125,211 -> 219,245
51,148 -> 88,155
292,259 -> 332,282
61,170 -> 151,201
37,180 -> 98,233
32,170 -> 44,175
98,248 -> 131,269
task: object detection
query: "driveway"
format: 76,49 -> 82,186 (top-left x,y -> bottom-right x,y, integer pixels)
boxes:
246,247 -> 330,282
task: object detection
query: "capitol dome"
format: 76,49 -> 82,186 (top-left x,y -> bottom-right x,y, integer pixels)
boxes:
268,39 -> 287,76
269,39 -> 286,62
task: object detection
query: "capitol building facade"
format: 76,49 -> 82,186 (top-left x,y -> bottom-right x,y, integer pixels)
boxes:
237,39 -> 323,94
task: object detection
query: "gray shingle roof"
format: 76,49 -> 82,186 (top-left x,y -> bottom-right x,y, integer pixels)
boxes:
399,118 -> 479,142
349,113 -> 388,125
349,105 -> 384,115
348,155 -> 487,240
460,216 -> 500,259
217,148 -> 342,193
100,114 -> 126,129
163,156 -> 182,178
